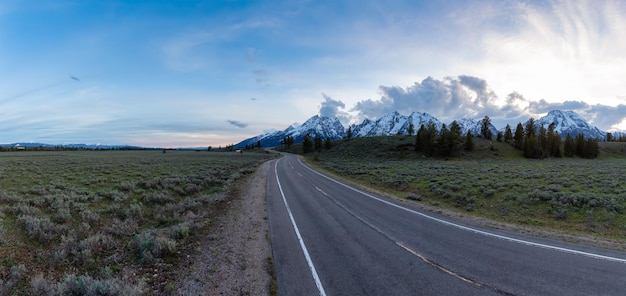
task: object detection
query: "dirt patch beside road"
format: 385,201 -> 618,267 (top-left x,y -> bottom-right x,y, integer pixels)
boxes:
174,161 -> 274,295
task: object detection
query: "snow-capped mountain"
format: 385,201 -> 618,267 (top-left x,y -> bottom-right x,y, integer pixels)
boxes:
235,109 -> 616,148
350,111 -> 442,137
235,115 -> 345,147
535,110 -> 605,139
455,118 -> 498,137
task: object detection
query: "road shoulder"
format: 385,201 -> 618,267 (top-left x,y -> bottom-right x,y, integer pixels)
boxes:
174,161 -> 273,295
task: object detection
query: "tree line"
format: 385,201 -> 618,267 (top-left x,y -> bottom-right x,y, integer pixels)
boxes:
283,134 -> 333,153
282,115 -> 604,159
501,117 -> 599,159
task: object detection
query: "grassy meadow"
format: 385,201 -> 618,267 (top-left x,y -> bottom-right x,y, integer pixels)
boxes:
0,149 -> 274,295
306,136 -> 626,244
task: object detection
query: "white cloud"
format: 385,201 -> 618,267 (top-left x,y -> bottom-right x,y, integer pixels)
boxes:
474,0 -> 626,104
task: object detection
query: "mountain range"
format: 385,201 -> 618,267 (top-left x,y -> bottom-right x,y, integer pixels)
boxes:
0,142 -> 143,150
235,110 -> 622,148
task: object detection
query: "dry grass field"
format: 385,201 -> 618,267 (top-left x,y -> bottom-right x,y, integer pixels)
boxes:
0,149 -> 274,295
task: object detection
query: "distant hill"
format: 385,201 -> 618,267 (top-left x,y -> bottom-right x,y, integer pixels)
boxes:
236,109 -> 618,147
0,142 -> 144,150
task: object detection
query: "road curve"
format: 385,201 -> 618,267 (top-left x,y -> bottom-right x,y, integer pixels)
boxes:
266,153 -> 626,295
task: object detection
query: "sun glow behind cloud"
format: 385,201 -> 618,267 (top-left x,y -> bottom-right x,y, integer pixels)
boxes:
475,0 -> 626,105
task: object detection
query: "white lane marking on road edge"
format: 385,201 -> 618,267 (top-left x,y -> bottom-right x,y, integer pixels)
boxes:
274,158 -> 327,296
296,157 -> 626,264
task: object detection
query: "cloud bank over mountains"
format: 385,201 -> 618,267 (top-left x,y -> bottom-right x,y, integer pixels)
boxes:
321,75 -> 626,132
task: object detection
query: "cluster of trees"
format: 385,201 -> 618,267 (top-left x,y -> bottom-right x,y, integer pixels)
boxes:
564,134 -> 599,158
302,134 -> 333,153
502,118 -> 599,159
606,132 -> 626,142
241,140 -> 263,151
415,120 -> 473,157
282,136 -> 295,149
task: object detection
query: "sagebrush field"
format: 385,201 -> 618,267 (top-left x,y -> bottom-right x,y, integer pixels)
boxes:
308,136 -> 626,243
0,150 -> 273,295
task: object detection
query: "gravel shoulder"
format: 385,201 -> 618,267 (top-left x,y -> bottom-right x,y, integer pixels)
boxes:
174,160 -> 273,295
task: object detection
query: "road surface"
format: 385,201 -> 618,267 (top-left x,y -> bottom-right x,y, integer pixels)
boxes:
266,154 -> 626,295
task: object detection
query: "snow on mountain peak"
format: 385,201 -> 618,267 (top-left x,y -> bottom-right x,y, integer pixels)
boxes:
234,109 -> 609,148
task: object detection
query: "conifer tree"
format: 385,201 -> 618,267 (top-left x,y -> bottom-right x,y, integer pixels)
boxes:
303,134 -> 314,154
504,124 -> 513,143
408,123 -> 415,136
514,122 -> 524,149
447,121 -> 463,156
481,116 -> 493,140
415,125 -> 426,152
437,124 -> 450,157
548,123 -> 561,157
314,135 -> 322,151
539,125 -> 547,158
424,121 -> 438,156
346,126 -> 353,140
464,131 -> 474,151
575,134 -> 585,156
525,118 -> 537,137
325,137 -> 333,149
564,133 -> 575,157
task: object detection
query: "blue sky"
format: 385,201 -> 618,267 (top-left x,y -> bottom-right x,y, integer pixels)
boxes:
2,0 -> 626,147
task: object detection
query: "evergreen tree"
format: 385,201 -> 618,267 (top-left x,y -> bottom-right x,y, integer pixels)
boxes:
325,137 -> 333,149
346,126 -> 353,140
496,131 -> 503,142
408,123 -> 415,136
415,122 -> 438,155
447,121 -> 463,157
575,134 -> 585,156
424,121 -> 438,156
539,125 -> 547,158
504,124 -> 513,143
464,131 -> 474,151
303,134 -> 314,154
314,135 -> 322,151
523,134 -> 539,158
583,138 -> 599,158
257,140 -> 262,148
437,124 -> 450,157
525,118 -> 537,137
481,116 -> 493,140
548,123 -> 561,157
564,133 -> 575,157
513,122 -> 524,149
415,125 -> 426,152
607,132 -> 613,142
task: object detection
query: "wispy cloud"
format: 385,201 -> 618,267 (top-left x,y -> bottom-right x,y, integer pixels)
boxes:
227,120 -> 248,128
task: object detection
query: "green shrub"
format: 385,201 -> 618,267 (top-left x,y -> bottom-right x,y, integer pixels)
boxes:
135,231 -> 177,263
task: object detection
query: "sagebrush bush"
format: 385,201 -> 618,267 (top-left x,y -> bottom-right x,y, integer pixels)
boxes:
167,223 -> 190,240
30,273 -> 143,296
135,231 -> 177,263
18,214 -> 67,243
8,203 -> 40,216
142,192 -> 174,205
0,191 -> 19,204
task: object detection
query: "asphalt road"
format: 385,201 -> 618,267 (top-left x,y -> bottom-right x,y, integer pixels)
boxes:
266,154 -> 626,295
